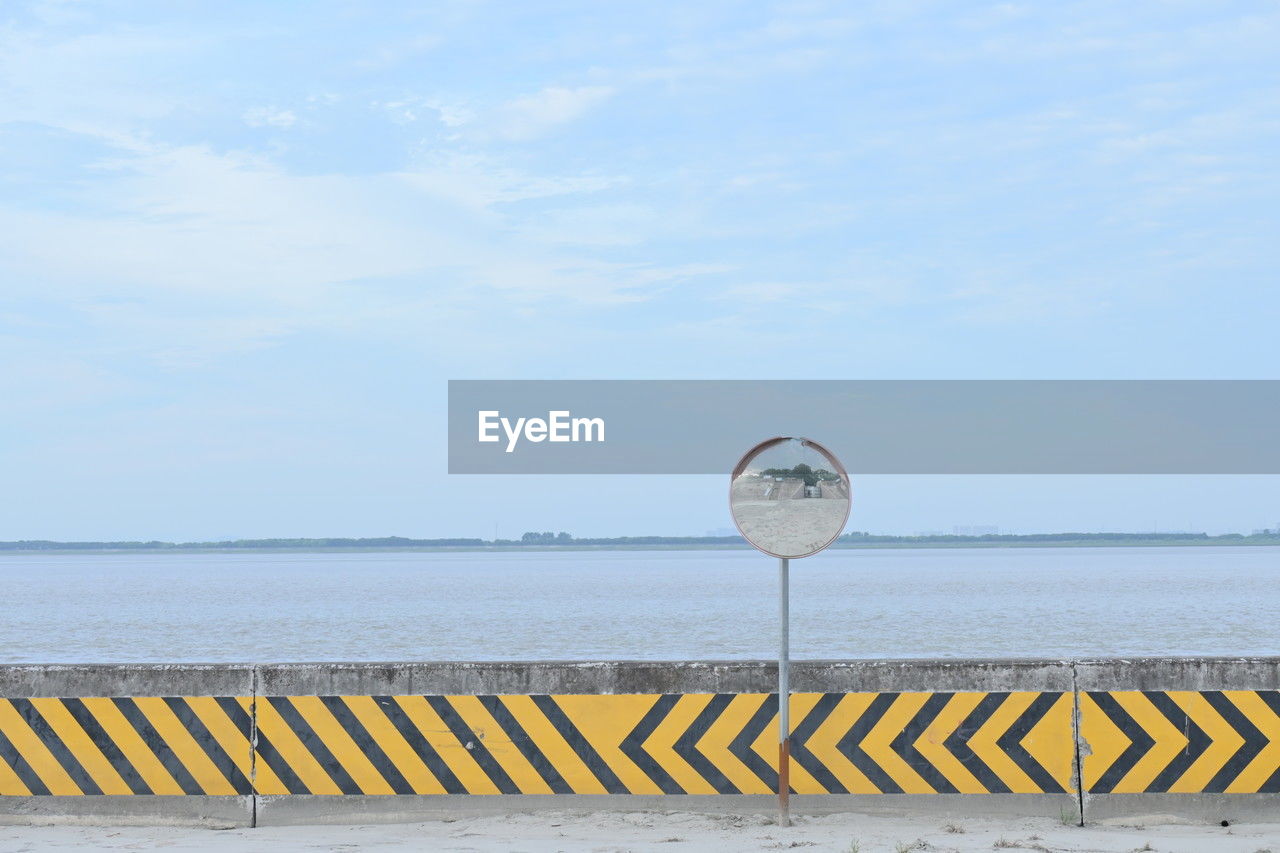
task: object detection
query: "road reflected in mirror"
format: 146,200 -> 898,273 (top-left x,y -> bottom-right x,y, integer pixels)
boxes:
730,437 -> 850,558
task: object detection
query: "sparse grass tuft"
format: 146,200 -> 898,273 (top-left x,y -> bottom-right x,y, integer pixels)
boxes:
894,841 -> 931,853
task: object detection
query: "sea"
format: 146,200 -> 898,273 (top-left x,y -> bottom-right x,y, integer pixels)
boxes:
2,546 -> 1277,663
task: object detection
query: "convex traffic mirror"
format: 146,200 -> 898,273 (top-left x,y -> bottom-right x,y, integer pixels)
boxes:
729,436 -> 851,558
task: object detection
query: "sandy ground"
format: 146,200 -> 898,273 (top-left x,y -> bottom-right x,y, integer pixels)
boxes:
731,499 -> 848,557
2,812 -> 1279,852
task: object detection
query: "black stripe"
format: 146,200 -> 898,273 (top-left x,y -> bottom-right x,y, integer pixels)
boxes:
9,699 -> 101,795
162,697 -> 251,795
60,698 -> 151,794
320,696 -> 414,795
890,693 -> 959,794
673,694 -> 740,794
375,697 -> 466,794
263,697 -> 361,795
0,716 -> 51,795
164,697 -> 252,794
1087,692 -> 1155,794
617,694 -> 684,794
426,696 -> 520,794
728,693 -> 779,792
479,695 -> 572,794
996,692 -> 1065,794
1144,691 -> 1210,793
1202,691 -> 1266,793
111,698 -> 203,795
531,694 -> 629,794
836,693 -> 904,794
213,697 -> 253,742
789,693 -> 846,793
943,693 -> 1010,794
1257,691 -> 1280,794
210,691 -> 307,795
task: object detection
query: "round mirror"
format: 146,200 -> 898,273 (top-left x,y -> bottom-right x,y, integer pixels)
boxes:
729,436 -> 851,559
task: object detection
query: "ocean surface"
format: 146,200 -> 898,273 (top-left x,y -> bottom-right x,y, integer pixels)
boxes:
2,546 -> 1278,663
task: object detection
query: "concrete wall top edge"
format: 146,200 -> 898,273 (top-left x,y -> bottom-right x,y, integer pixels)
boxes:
0,664 -> 255,698
4,658 -> 1278,697
254,659 -> 1078,695
1074,657 -> 1280,691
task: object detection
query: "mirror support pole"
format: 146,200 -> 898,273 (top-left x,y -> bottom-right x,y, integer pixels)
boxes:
778,556 -> 791,827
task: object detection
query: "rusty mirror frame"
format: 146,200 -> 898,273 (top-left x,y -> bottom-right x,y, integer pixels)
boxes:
728,435 -> 852,559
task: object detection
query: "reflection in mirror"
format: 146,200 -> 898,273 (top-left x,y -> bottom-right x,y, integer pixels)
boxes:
730,437 -> 850,558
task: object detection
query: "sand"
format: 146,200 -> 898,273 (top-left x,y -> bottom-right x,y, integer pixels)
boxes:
732,499 -> 849,557
3,811 -> 1278,852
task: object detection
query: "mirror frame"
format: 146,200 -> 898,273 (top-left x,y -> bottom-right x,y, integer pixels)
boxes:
728,435 -> 852,559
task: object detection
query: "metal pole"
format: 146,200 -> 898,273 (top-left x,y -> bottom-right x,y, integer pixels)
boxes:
778,556 -> 791,827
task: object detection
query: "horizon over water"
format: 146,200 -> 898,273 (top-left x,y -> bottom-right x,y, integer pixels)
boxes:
2,546 -> 1278,663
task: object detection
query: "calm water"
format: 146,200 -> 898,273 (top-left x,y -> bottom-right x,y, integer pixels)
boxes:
2,546 -> 1278,663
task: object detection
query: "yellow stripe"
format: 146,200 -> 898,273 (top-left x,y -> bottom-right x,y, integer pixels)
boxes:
29,698 -> 130,795
781,693 -> 825,794
747,698 -> 781,790
342,696 -> 446,795
0,700 -> 81,795
448,696 -> 550,795
0,731 -> 32,795
255,698 -> 342,795
1022,693 -> 1076,793
911,692 -> 988,794
78,698 -> 182,796
802,693 -> 880,793
392,696 -> 498,794
503,695 -> 603,794
862,692 -> 933,794
183,697 -> 254,791
553,694 -> 660,795
1163,691 -> 1234,793
644,694 -> 716,794
232,696 -> 285,796
287,697 -> 393,795
1108,692 -> 1185,793
129,698 -> 233,796
696,694 -> 772,794
1078,692 -> 1127,792
1222,691 -> 1280,793
968,692 -> 1038,793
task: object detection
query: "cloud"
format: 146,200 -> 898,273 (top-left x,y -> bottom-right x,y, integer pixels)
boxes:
242,106 -> 297,129
491,85 -> 615,141
0,133 -> 712,365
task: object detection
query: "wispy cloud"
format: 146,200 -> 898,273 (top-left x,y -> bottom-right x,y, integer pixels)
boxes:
242,106 -> 297,129
490,85 -> 615,140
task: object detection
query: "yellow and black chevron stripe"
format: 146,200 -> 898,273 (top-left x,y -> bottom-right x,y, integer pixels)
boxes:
7,690 -> 1276,797
0,697 -> 253,796
1081,690 -> 1280,794
0,691 -> 1075,796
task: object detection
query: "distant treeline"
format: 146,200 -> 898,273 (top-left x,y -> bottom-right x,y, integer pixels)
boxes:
840,531 -> 1226,543
2,531 -> 1278,552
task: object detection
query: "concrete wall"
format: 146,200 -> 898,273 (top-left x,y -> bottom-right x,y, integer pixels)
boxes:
0,658 -> 1276,827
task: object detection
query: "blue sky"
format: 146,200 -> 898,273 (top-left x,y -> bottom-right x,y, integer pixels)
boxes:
2,1 -> 1278,540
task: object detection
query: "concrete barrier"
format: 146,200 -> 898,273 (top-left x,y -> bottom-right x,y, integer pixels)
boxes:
1,659 -> 1276,827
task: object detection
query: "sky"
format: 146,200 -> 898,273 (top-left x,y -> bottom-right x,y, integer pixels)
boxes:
1,1 -> 1278,541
